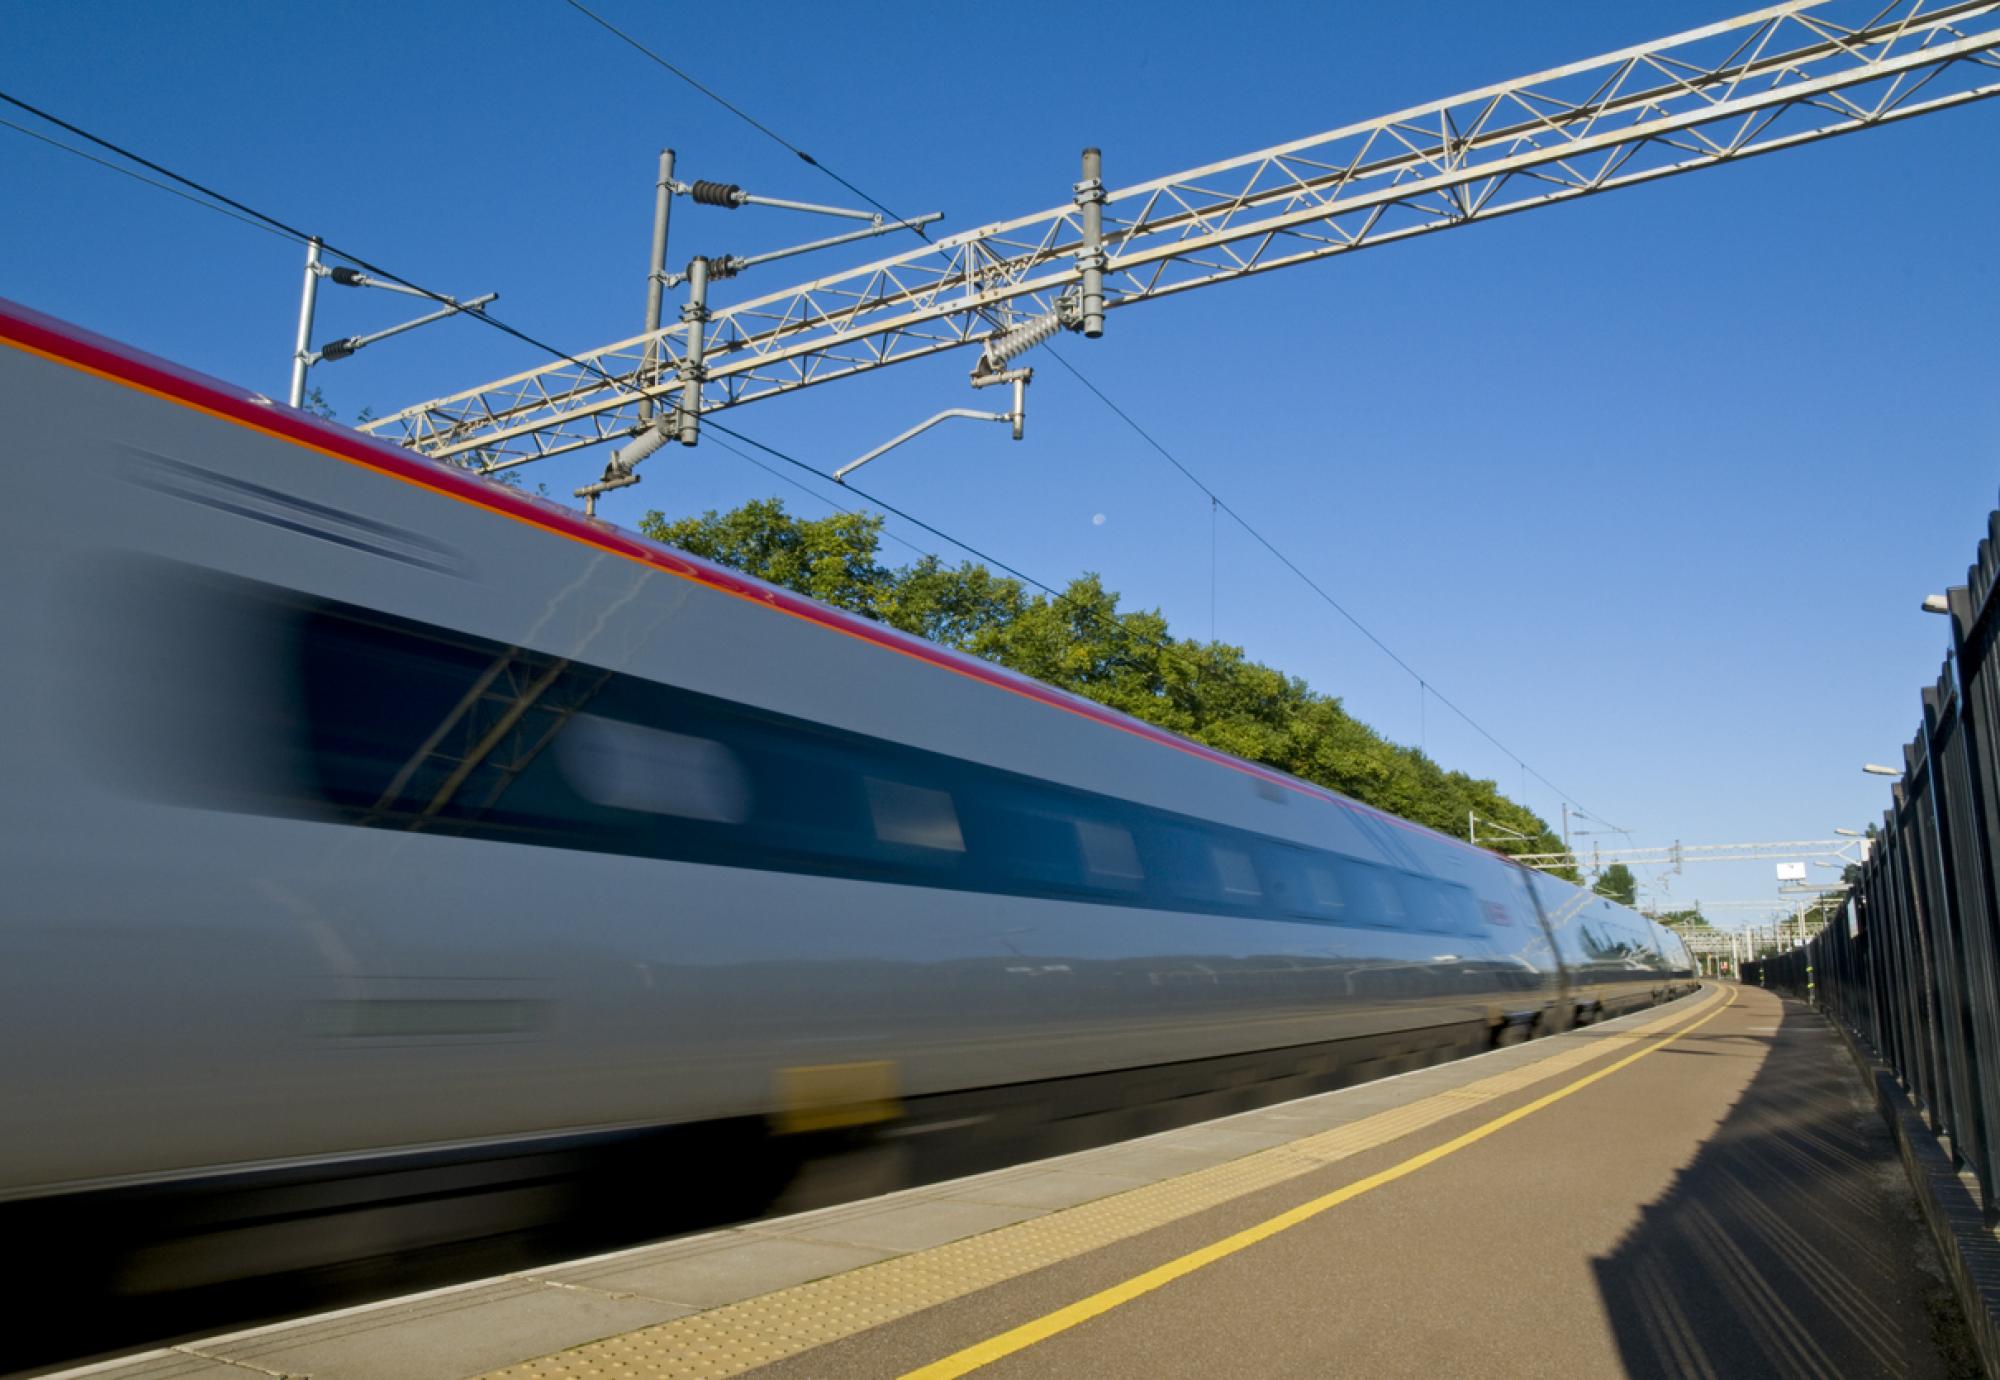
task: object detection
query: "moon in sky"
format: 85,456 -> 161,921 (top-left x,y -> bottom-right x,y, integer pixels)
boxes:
1092,513 -> 1106,526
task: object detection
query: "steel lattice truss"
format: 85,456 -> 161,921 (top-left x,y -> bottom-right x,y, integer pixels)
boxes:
1510,837 -> 1870,871
363,0 -> 2000,470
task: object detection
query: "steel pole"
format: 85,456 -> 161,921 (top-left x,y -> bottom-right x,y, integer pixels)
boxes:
640,150 -> 676,426
289,237 -> 322,409
1075,147 -> 1105,338
678,255 -> 709,447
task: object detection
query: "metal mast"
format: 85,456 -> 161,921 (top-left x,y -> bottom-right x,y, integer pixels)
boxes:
362,0 -> 2000,473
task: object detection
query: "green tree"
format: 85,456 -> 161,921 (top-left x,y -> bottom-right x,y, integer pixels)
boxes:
1593,862 -> 1638,906
1655,907 -> 1711,928
647,500 -> 899,618
639,498 -> 1572,860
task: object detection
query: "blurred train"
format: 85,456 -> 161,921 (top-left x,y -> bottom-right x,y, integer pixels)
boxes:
0,298 -> 1693,1302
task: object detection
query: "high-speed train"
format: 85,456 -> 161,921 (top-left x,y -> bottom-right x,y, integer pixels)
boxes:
0,297 -> 1693,1300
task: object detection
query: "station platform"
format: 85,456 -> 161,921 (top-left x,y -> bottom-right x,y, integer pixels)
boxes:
50,984 -> 1975,1380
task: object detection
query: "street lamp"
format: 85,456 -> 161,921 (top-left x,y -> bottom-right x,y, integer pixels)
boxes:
1862,764 -> 1901,776
1834,827 -> 1862,837
1922,594 -> 1951,614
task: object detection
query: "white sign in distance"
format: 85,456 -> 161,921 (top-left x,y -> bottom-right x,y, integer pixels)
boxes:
1775,862 -> 1807,882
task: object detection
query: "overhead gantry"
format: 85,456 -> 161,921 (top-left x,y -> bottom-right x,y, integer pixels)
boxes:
358,1 -> 2000,480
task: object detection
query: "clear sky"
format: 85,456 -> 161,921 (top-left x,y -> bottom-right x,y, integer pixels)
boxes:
6,1 -> 1995,923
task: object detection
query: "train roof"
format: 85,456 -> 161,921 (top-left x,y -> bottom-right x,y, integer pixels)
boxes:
3,294 -> 1508,863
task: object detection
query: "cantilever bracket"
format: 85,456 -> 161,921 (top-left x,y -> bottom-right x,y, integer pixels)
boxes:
573,411 -> 682,515
834,374 -> 1029,485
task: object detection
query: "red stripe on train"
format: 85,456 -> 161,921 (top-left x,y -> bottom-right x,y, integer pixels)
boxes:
0,296 -> 1484,856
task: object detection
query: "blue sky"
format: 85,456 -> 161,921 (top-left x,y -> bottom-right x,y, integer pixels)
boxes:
6,1 -> 1995,922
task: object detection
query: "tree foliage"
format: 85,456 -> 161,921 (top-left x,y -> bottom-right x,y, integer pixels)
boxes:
642,499 -> 1571,863
1593,862 -> 1638,905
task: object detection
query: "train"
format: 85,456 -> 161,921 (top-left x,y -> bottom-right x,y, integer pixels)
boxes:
0,296 -> 1693,1308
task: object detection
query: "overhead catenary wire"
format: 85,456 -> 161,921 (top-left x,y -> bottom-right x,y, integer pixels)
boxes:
14,70 -> 1589,831
1041,346 -> 1607,824
702,430 -> 937,564
561,0 -> 938,241
0,87 -> 1153,645
0,89 -> 1187,685
3,81 -> 1601,833
700,415 -> 1542,845
672,427 -> 1430,755
555,8 -> 1609,827
0,89 -> 1044,608
677,430 -> 1497,750
699,430 -> 1627,861
0,115 -> 296,243
0,87 -> 644,417
705,415 -> 1128,625
708,418 -> 1614,850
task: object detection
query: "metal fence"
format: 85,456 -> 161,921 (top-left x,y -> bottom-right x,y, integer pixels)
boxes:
1748,506 -> 2000,1224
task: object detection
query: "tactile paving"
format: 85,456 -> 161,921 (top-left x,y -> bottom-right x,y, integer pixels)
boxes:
482,988 -> 1723,1379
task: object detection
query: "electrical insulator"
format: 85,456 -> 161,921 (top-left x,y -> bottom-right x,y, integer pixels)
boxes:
975,311 -> 1063,375
691,180 -> 745,208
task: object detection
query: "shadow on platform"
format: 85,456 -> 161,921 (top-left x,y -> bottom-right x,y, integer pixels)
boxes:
1591,992 -> 1978,1379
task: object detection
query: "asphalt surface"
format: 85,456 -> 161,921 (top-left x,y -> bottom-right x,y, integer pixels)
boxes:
752,985 -> 1978,1379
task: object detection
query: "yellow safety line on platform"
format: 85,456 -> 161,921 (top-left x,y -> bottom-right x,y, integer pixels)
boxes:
905,986 -> 1739,1378
479,987 -> 1729,1380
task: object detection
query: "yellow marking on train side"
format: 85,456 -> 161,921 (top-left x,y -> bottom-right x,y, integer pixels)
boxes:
478,986 -> 1726,1380
774,1060 -> 903,1134
902,986 -> 1738,1378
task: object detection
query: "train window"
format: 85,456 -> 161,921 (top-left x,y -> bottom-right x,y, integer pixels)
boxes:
556,716 -> 751,823
1213,846 -> 1261,902
1251,846 -> 1350,924
965,802 -> 1085,894
1390,875 -> 1483,938
228,578 -> 1526,941
1076,819 -> 1144,888
1440,885 -> 1486,936
1145,824 -> 1252,910
295,608 -> 504,816
1252,847 -> 1299,914
1391,876 -> 1432,931
1301,860 -> 1348,919
1334,860 -> 1407,929
864,778 -> 965,853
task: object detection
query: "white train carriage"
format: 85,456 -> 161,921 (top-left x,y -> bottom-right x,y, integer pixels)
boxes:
0,297 -> 1693,1294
